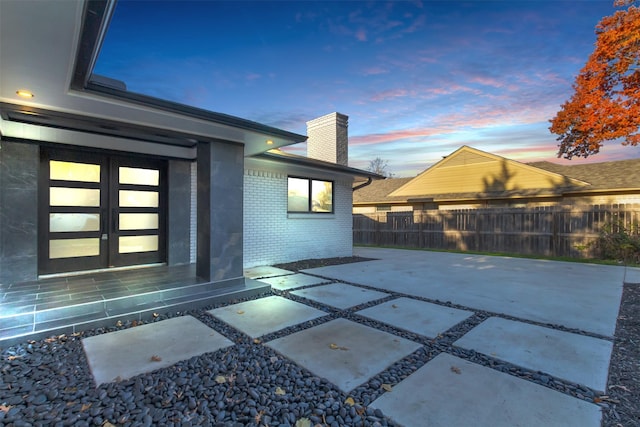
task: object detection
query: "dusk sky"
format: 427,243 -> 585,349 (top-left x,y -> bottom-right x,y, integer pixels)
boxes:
95,0 -> 639,177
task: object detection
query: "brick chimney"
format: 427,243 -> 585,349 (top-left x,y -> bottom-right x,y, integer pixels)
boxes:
306,112 -> 348,166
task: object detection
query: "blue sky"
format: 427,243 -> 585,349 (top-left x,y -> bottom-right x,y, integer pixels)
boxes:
95,0 -> 639,177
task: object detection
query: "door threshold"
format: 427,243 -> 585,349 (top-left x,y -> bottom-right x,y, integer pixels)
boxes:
39,263 -> 167,280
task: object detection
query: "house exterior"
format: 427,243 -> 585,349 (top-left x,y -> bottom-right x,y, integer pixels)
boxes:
0,2 -> 377,291
354,146 -> 640,212
243,113 -> 378,267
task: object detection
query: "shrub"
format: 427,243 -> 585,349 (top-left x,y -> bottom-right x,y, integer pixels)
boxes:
596,219 -> 640,264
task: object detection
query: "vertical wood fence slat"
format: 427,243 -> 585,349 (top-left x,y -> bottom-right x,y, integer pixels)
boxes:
353,204 -> 640,259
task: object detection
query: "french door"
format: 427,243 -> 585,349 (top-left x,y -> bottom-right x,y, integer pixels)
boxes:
39,149 -> 166,275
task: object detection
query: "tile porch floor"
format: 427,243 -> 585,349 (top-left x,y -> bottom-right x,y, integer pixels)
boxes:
0,264 -> 269,346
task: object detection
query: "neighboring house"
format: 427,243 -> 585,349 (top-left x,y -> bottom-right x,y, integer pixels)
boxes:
353,177 -> 414,213
354,146 -> 640,212
0,1 -> 378,343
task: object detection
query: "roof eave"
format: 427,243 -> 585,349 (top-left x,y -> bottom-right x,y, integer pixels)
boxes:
85,81 -> 307,143
255,151 -> 384,179
69,0 -> 306,146
353,199 -> 410,205
563,187 -> 640,196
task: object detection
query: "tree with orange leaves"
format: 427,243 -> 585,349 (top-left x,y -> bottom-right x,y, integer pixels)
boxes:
550,0 -> 640,159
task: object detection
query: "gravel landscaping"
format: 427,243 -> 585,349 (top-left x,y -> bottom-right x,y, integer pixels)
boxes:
602,281 -> 640,427
0,257 -> 637,427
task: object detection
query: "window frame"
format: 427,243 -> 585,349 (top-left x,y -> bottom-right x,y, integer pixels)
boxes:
287,176 -> 334,214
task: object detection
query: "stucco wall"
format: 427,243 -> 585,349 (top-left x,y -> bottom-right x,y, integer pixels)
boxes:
243,166 -> 353,268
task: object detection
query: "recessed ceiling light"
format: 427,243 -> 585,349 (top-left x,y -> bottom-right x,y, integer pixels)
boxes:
16,89 -> 34,98
266,139 -> 274,145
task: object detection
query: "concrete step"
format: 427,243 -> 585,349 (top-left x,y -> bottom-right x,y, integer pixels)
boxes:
0,278 -> 270,347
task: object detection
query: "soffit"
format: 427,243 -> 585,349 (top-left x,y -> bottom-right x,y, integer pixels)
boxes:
247,150 -> 384,181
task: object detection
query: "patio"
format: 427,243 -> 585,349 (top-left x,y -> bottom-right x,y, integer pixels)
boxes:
2,247 -> 636,426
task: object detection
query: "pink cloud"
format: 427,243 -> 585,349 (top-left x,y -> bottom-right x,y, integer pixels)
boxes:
245,73 -> 261,81
355,28 -> 367,41
424,85 -> 482,97
350,127 -> 453,146
361,66 -> 389,76
348,98 -> 559,151
370,88 -> 410,102
533,72 -> 569,86
470,76 -> 505,88
492,144 -> 560,161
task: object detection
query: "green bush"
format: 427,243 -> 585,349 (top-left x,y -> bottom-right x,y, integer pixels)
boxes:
596,219 -> 640,264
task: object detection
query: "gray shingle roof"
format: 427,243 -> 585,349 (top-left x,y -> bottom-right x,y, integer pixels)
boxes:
354,157 -> 640,204
528,159 -> 640,191
353,177 -> 413,204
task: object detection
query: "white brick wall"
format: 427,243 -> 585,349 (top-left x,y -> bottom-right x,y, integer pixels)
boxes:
243,165 -> 354,268
243,168 -> 288,267
189,160 -> 354,268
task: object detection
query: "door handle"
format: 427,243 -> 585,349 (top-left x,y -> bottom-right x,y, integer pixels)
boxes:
101,209 -> 108,240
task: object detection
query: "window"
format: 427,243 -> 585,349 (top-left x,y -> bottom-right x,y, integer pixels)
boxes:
288,177 -> 333,213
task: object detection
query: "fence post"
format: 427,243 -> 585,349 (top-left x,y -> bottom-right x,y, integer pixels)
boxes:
551,208 -> 558,257
474,210 -> 480,251
418,211 -> 423,248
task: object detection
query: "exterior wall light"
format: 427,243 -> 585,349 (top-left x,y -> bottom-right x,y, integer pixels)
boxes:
16,89 -> 34,98
266,140 -> 274,145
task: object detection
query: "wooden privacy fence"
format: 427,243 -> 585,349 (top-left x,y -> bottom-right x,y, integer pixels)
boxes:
353,204 -> 640,259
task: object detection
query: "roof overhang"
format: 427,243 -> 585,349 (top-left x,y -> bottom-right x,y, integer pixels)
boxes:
255,150 -> 385,179
353,200 -> 411,206
0,0 -> 306,158
562,187 -> 640,196
254,150 -> 384,181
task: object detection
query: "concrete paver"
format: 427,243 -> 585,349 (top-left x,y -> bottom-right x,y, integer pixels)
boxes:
82,316 -> 233,385
258,273 -> 331,290
304,247 -> 624,336
267,318 -> 421,393
357,297 -> 474,338
244,266 -> 294,279
371,352 -> 602,427
207,296 -> 327,338
81,248 -> 621,426
454,317 -> 613,391
290,282 -> 389,309
624,265 -> 640,284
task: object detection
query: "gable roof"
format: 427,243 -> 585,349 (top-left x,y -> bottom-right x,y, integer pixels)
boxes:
529,159 -> 640,192
389,146 -> 588,200
353,177 -> 414,204
354,146 -> 640,205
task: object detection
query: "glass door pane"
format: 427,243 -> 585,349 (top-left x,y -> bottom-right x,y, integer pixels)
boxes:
49,238 -> 100,259
48,159 -> 102,260
39,150 -> 107,274
40,150 -> 166,274
50,160 -> 100,182
110,158 -> 165,266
